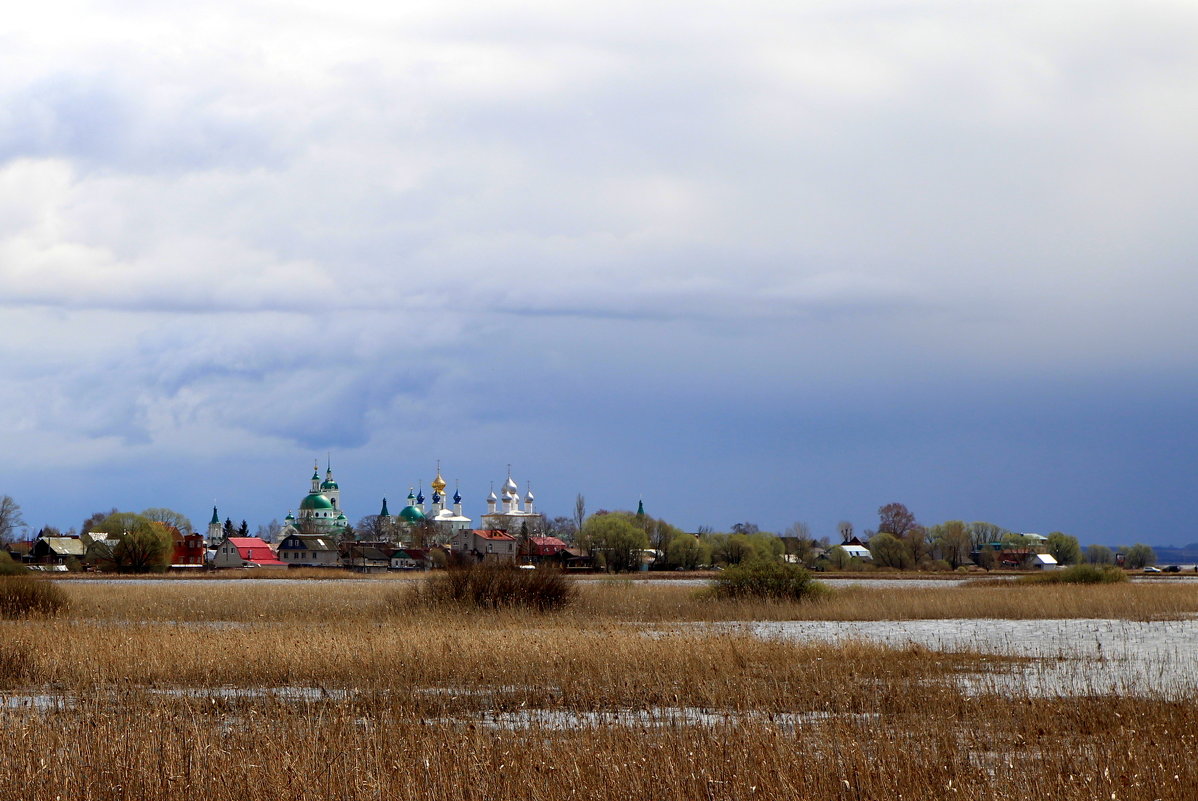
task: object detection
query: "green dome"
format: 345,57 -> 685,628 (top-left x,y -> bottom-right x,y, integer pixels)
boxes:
321,479 -> 339,490
299,493 -> 335,511
399,505 -> 426,523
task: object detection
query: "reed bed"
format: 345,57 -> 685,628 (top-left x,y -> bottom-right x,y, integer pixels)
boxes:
4,580 -> 1198,799
39,576 -> 1198,624
1,693 -> 1196,801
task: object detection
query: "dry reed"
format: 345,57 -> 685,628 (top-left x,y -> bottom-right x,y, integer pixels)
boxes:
2,580 -> 1197,800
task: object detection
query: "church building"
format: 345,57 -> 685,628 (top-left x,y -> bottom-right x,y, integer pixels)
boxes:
280,461 -> 349,537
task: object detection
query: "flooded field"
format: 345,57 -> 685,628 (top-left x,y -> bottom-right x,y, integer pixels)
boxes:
741,616 -> 1198,697
6,577 -> 1198,799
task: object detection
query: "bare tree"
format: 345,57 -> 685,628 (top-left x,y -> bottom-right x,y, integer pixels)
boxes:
877,503 -> 918,537
141,507 -> 194,534
0,496 -> 26,545
81,508 -> 118,538
573,494 -> 586,535
782,522 -> 814,565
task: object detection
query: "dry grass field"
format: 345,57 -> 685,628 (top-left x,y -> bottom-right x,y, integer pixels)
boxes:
2,576 -> 1197,799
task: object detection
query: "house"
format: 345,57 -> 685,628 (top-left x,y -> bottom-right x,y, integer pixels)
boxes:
341,544 -> 390,573
5,540 -> 34,564
1027,553 -> 1059,570
171,532 -> 207,568
277,533 -> 341,567
838,535 -> 873,561
390,548 -> 432,571
521,536 -> 569,564
450,529 -> 517,562
213,536 -> 287,569
840,544 -> 872,560
30,536 -> 86,566
562,548 -> 596,571
83,537 -> 120,567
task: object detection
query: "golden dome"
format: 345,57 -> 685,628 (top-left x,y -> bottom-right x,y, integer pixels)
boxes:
431,465 -> 447,493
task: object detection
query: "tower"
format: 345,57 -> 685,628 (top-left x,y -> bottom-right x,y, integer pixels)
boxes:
206,506 -> 222,546
321,458 -> 341,511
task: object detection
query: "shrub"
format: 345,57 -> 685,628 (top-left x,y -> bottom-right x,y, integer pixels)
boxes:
403,562 -> 576,611
711,559 -> 828,602
0,552 -> 28,576
0,577 -> 68,618
1015,564 -> 1127,585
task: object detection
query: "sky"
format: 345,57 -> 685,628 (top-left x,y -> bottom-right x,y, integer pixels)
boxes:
1,0 -> 1196,546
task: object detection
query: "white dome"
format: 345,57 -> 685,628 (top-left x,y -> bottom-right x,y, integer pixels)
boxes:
503,476 -> 518,493
525,490 -> 535,502
487,490 -> 497,501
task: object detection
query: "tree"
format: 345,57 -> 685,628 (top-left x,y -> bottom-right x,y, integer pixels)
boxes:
868,532 -> 912,569
929,520 -> 972,568
666,534 -> 711,570
647,518 -> 684,567
544,516 -> 578,544
237,520 -> 250,538
223,518 -> 235,539
877,503 -> 918,538
113,523 -> 173,573
1046,532 -> 1082,566
580,514 -> 648,573
747,532 -> 784,562
974,547 -> 996,571
708,533 -> 758,566
1002,533 -> 1040,551
876,503 -> 930,565
785,521 -> 811,540
356,515 -> 398,542
824,545 -> 853,570
1124,543 -> 1156,569
573,494 -> 586,539
255,519 -> 282,543
0,496 -> 26,545
1085,544 -> 1115,565
730,522 -> 760,535
91,513 -> 172,573
782,522 -> 815,566
80,508 -> 118,538
969,521 -> 1010,550
141,508 -> 194,534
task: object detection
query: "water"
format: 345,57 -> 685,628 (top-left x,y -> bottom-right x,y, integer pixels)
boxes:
739,617 -> 1198,697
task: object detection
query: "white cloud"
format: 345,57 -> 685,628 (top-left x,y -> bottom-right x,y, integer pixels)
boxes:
0,0 -> 1196,481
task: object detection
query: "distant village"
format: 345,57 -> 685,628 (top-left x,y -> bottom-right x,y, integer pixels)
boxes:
2,462 -> 1168,574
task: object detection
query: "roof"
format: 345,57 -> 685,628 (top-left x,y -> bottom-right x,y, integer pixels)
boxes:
399,505 -> 426,523
300,493 -> 335,511
39,537 -> 86,556
530,536 -> 567,547
346,546 -> 389,561
1032,553 -> 1059,564
281,535 -> 338,551
394,548 -> 429,560
224,537 -> 286,566
472,529 -> 516,541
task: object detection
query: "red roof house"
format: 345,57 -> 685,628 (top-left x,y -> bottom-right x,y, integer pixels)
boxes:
213,537 -> 287,569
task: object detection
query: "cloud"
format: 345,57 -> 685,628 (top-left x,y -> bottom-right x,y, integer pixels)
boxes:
0,0 -> 1196,540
